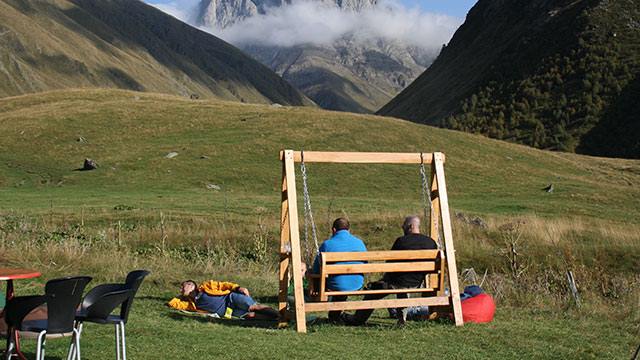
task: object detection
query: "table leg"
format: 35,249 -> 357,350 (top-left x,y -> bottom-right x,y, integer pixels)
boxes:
6,279 -> 14,300
1,279 -> 13,318
15,328 -> 27,360
3,281 -> 27,360
1,280 -> 10,357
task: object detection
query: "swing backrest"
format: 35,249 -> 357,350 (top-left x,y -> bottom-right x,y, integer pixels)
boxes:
309,250 -> 445,301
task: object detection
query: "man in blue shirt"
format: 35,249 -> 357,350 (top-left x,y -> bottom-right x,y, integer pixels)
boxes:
312,217 -> 367,322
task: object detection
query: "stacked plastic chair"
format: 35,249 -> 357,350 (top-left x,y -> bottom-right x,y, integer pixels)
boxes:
69,270 -> 150,360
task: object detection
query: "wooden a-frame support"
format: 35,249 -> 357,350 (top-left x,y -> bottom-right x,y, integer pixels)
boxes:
278,150 -> 463,333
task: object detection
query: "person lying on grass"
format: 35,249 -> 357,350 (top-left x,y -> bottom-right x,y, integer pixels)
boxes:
167,280 -> 279,319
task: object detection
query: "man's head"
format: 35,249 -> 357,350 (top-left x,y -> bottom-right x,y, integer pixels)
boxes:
402,216 -> 421,235
332,217 -> 350,234
180,280 -> 198,298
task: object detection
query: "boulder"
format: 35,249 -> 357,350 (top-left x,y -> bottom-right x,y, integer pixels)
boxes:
455,212 -> 487,229
83,158 -> 97,170
206,183 -> 221,191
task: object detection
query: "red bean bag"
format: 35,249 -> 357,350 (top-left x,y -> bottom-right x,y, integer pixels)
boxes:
461,293 -> 495,323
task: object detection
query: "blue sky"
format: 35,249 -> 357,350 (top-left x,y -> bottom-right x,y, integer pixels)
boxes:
401,0 -> 477,18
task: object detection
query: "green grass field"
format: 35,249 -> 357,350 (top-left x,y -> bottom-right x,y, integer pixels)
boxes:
5,295 -> 637,359
0,90 -> 639,359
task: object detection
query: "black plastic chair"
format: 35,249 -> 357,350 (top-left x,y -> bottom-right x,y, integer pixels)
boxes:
67,289 -> 132,360
4,276 -> 92,360
71,270 -> 149,360
119,270 -> 150,326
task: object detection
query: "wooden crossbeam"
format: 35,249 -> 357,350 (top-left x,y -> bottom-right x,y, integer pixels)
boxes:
279,151 -> 444,164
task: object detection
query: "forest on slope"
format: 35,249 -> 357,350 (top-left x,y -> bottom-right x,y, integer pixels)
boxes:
380,0 -> 640,159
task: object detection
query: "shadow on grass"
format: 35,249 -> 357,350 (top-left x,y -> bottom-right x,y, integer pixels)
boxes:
164,311 -> 278,329
254,295 -> 279,304
303,312 -> 455,333
13,352 -> 62,360
149,294 -> 454,331
137,295 -> 172,302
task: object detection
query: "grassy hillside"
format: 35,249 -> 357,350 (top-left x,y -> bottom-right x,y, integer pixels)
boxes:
0,0 -> 312,106
379,0 -> 640,158
1,89 -> 638,221
0,90 -> 638,358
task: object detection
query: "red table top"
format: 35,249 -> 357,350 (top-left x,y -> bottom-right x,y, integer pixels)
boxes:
0,268 -> 41,281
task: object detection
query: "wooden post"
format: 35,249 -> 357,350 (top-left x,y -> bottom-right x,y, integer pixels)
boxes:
283,150 -> 307,333
430,162 -> 445,296
433,152 -> 463,326
429,162 -> 441,244
319,255 -> 328,301
278,160 -> 291,327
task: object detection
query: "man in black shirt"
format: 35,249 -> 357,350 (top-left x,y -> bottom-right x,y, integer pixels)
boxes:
344,215 -> 437,326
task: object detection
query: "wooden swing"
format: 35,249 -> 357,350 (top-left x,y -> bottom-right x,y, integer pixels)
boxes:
278,150 -> 463,332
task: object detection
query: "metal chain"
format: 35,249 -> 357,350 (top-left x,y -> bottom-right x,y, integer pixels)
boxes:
420,153 -> 442,249
300,152 -> 319,261
301,161 -> 311,262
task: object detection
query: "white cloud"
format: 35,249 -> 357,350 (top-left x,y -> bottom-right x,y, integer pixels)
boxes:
146,0 -> 461,52
212,0 -> 460,50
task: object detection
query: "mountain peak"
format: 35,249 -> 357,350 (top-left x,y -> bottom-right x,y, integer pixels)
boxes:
330,0 -> 378,11
197,0 -> 378,29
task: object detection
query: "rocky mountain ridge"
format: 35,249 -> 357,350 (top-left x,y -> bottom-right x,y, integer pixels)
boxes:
197,0 -> 378,28
196,0 -> 431,113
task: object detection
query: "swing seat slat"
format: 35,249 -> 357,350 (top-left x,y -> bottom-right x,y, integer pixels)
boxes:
321,250 -> 440,262
323,287 -> 435,297
324,262 -> 436,275
304,296 -> 450,312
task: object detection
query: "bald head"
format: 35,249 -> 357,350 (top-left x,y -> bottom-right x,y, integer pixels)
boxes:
402,216 -> 421,235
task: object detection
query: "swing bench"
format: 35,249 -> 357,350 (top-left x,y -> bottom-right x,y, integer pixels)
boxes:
307,249 -> 445,303
278,150 -> 463,332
